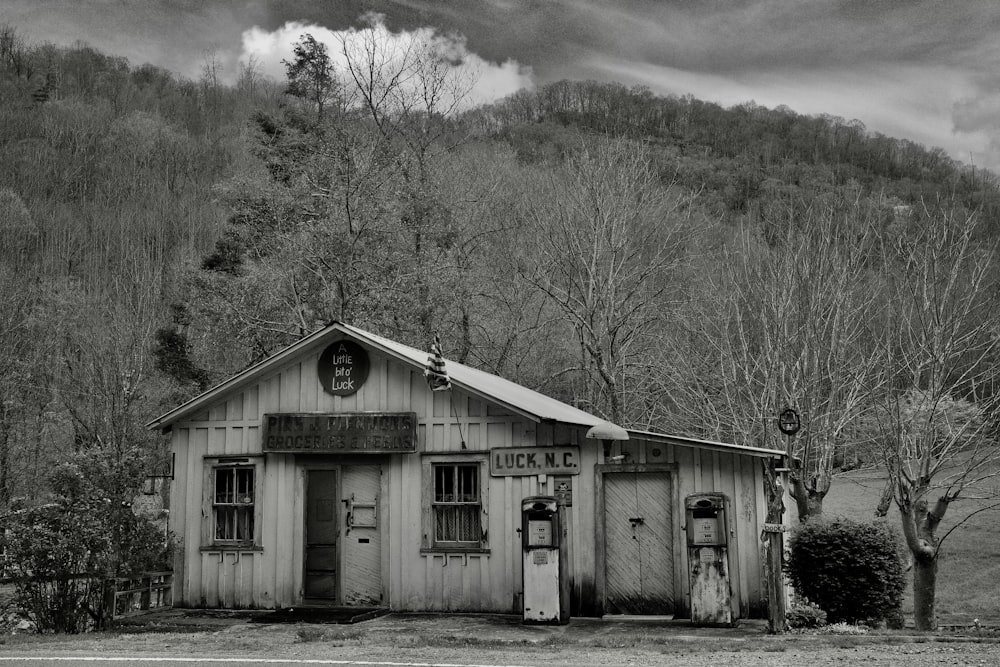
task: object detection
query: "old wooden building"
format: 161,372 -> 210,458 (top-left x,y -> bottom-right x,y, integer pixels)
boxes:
148,322 -> 786,619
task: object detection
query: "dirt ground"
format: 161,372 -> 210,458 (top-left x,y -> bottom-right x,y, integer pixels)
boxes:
2,610 -> 999,666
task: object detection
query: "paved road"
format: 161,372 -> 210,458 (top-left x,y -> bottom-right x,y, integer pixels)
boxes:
1,659 -> 541,667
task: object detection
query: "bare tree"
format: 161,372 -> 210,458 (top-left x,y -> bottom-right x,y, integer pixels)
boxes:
337,16 -> 478,341
516,137 -> 693,424
872,203 -> 1000,631
663,198 -> 884,519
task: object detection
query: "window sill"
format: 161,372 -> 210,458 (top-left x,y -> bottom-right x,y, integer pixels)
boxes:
200,545 -> 263,553
420,547 -> 490,555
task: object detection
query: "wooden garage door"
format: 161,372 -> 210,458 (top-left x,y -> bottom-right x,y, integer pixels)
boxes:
604,471 -> 674,614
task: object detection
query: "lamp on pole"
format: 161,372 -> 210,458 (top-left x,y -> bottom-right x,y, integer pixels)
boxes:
777,407 -> 800,438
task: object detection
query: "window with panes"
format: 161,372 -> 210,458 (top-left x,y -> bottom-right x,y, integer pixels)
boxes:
213,466 -> 255,544
432,463 -> 481,547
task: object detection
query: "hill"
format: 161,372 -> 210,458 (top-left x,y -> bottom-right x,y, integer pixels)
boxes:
1,28 -> 998,629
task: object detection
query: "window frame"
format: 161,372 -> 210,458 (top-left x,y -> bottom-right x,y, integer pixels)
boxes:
201,457 -> 264,550
421,454 -> 489,553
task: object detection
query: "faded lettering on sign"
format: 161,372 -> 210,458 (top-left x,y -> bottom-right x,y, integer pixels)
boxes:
263,412 -> 417,453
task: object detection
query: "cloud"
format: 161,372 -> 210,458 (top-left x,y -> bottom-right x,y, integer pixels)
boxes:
953,94 -> 1000,135
586,53 -> 1000,172
952,93 -> 1000,173
6,0 -> 1000,171
238,14 -> 533,109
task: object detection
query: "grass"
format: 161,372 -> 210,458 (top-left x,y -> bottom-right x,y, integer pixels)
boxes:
295,627 -> 367,643
822,467 -> 1000,623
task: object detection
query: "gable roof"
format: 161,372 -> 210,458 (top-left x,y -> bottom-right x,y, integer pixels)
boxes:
146,321 -> 609,432
145,321 -> 784,459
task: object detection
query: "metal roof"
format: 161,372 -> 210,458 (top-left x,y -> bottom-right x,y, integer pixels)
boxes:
627,429 -> 785,459
146,321 -> 610,431
145,322 -> 785,459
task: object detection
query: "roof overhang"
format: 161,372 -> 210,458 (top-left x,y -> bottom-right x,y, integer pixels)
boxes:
627,429 -> 785,459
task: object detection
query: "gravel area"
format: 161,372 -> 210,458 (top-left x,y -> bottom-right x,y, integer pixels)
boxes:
2,610 -> 998,666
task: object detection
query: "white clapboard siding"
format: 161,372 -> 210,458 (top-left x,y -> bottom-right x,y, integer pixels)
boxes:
168,338 -> 773,617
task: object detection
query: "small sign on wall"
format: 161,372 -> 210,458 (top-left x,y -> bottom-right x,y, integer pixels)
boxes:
318,340 -> 370,396
554,477 -> 573,507
490,446 -> 580,476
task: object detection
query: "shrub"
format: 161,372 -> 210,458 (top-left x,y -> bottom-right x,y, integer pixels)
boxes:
786,517 -> 904,625
0,453 -> 169,633
786,598 -> 827,629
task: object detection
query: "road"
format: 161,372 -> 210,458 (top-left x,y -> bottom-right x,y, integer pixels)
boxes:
6,660 -> 530,665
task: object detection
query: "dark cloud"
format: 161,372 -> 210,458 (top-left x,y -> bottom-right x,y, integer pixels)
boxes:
5,0 -> 1000,170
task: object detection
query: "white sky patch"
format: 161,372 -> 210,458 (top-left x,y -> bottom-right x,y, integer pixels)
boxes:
239,17 -> 533,110
588,55 -> 1000,173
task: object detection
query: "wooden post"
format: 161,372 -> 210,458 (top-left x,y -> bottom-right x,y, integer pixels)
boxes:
762,524 -> 787,633
140,575 -> 152,612
101,579 -> 117,630
761,460 -> 788,633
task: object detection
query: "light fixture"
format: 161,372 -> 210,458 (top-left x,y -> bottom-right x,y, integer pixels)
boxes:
778,408 -> 801,436
586,421 -> 629,441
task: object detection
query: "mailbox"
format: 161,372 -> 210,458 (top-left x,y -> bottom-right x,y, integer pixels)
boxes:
521,496 -> 568,624
684,493 -> 733,626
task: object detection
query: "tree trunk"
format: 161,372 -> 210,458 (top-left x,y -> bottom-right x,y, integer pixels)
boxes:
788,475 -> 826,522
0,422 -> 9,507
912,554 -> 938,631
899,494 -> 948,632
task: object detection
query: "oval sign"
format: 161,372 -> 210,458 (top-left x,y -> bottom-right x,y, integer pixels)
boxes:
318,340 -> 370,396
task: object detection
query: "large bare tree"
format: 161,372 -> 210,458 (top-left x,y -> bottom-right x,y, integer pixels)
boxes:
872,203 -> 1000,631
663,198 -> 884,520
516,137 -> 694,425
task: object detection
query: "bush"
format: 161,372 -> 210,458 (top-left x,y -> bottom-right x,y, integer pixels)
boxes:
786,598 -> 827,629
0,453 -> 169,633
786,517 -> 904,625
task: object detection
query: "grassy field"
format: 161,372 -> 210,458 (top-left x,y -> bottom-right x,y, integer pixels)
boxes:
822,467 -> 1000,623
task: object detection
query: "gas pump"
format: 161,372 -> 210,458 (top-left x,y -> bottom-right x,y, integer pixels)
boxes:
684,493 -> 733,625
521,496 -> 568,624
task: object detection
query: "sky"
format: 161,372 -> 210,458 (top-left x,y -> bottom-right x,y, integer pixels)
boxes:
6,0 -> 1000,173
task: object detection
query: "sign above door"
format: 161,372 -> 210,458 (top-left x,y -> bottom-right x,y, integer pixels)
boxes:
263,412 -> 417,453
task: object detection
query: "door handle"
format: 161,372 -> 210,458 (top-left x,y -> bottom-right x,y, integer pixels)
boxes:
343,494 -> 354,535
628,517 -> 645,527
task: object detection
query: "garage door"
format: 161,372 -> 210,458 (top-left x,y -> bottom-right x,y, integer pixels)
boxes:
604,471 -> 674,615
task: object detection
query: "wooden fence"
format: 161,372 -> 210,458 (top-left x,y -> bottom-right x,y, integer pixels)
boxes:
0,571 -> 173,626
105,571 -> 173,620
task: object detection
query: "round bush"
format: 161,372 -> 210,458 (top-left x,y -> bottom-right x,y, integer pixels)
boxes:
786,517 -> 904,625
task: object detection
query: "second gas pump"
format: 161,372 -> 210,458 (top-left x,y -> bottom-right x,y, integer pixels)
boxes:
521,496 -> 570,624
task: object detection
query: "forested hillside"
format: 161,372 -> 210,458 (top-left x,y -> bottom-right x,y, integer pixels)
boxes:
1,23 -> 998,541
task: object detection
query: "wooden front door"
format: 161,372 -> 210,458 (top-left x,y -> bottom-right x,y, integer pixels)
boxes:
604,471 -> 674,614
305,470 -> 339,599
339,465 -> 382,606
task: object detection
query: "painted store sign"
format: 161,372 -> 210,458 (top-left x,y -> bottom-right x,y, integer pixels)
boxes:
490,446 -> 580,476
262,412 -> 417,453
